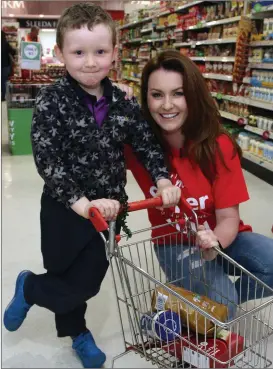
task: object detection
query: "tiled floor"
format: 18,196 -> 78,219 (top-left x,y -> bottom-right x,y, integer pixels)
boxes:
1,101 -> 273,368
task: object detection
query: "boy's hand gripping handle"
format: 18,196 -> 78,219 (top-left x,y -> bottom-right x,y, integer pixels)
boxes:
89,197 -> 163,232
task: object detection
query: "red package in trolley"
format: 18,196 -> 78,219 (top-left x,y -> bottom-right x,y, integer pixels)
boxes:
162,330 -> 244,368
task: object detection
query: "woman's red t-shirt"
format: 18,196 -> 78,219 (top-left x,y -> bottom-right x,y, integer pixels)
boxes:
125,134 -> 251,242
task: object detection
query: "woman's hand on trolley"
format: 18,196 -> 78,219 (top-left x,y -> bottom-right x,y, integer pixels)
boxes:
197,225 -> 219,261
84,199 -> 120,221
155,179 -> 181,208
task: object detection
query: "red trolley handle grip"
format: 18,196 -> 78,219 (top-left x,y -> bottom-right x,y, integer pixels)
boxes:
89,197 -> 163,232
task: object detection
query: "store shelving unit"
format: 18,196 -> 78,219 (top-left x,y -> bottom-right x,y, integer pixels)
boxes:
118,0 -> 273,183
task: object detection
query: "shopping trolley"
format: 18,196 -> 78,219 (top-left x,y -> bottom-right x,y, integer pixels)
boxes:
89,197 -> 273,368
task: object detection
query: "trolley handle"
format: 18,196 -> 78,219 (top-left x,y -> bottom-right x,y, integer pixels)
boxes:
89,197 -> 163,232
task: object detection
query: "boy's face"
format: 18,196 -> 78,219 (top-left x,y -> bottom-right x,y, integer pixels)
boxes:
56,24 -> 116,92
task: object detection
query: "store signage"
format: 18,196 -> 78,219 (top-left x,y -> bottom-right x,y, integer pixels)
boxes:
2,1 -> 25,9
18,19 -> 58,29
21,41 -> 41,70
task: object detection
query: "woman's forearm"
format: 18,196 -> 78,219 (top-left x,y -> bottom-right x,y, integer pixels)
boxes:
213,216 -> 239,249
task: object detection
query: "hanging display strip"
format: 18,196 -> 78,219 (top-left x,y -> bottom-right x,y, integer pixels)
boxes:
233,16 -> 252,83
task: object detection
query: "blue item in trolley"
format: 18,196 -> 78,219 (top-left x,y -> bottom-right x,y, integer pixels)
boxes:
140,310 -> 181,342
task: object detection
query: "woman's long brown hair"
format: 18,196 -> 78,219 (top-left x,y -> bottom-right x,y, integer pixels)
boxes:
141,50 -> 242,183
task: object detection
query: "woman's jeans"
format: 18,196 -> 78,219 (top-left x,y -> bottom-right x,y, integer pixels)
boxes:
154,232 -> 273,320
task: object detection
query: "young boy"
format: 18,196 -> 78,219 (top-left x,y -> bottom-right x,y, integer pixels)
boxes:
3,3 -> 180,368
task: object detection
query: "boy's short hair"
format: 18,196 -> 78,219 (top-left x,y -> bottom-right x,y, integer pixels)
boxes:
56,2 -> 116,50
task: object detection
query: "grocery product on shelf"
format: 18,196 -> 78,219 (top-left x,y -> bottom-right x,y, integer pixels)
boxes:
251,17 -> 273,42
216,99 -> 250,118
237,131 -> 273,162
249,86 -> 273,102
250,47 -> 273,63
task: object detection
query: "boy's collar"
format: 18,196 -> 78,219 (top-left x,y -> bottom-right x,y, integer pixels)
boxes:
66,72 -> 113,102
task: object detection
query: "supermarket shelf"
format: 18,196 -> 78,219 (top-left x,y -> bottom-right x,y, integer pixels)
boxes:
201,16 -> 241,28
246,99 -> 273,111
211,92 -> 273,111
174,42 -> 192,47
122,38 -> 142,44
121,58 -> 140,62
248,63 -> 273,70
119,16 -> 153,30
176,0 -> 204,13
190,56 -> 235,62
244,125 -> 273,140
174,38 -> 237,48
158,0 -> 204,17
141,28 -> 153,33
195,38 -> 237,45
211,92 -> 243,102
219,110 -> 246,123
185,16 -> 241,30
250,40 -> 273,47
122,77 -> 141,83
242,151 -> 273,172
156,23 -> 177,30
141,37 -> 175,43
138,56 -> 150,60
250,8 -> 273,19
203,73 -> 233,81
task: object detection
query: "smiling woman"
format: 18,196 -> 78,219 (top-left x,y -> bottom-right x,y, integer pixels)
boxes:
124,49 -> 273,320
147,69 -> 188,138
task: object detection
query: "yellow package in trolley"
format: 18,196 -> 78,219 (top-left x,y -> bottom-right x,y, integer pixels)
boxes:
151,284 -> 228,336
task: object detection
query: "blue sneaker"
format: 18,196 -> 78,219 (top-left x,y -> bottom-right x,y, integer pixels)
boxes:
72,330 -> 106,368
3,270 -> 33,332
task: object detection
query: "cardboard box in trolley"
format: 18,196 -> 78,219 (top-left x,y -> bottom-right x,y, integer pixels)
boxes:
162,330 -> 244,368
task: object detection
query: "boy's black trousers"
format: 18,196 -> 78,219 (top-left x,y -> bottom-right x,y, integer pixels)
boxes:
24,193 -> 109,337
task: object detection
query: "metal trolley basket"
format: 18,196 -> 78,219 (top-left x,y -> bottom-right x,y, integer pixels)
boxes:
89,198 -> 273,368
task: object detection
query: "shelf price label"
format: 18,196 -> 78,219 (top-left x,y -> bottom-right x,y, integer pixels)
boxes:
237,117 -> 247,126
20,41 -> 41,70
262,130 -> 270,140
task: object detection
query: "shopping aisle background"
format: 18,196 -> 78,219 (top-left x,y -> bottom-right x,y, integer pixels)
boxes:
2,101 -> 273,368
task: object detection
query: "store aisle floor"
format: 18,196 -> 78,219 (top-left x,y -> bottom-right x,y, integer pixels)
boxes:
2,101 -> 273,368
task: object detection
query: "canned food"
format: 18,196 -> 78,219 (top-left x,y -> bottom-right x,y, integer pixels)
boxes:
140,310 -> 181,342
